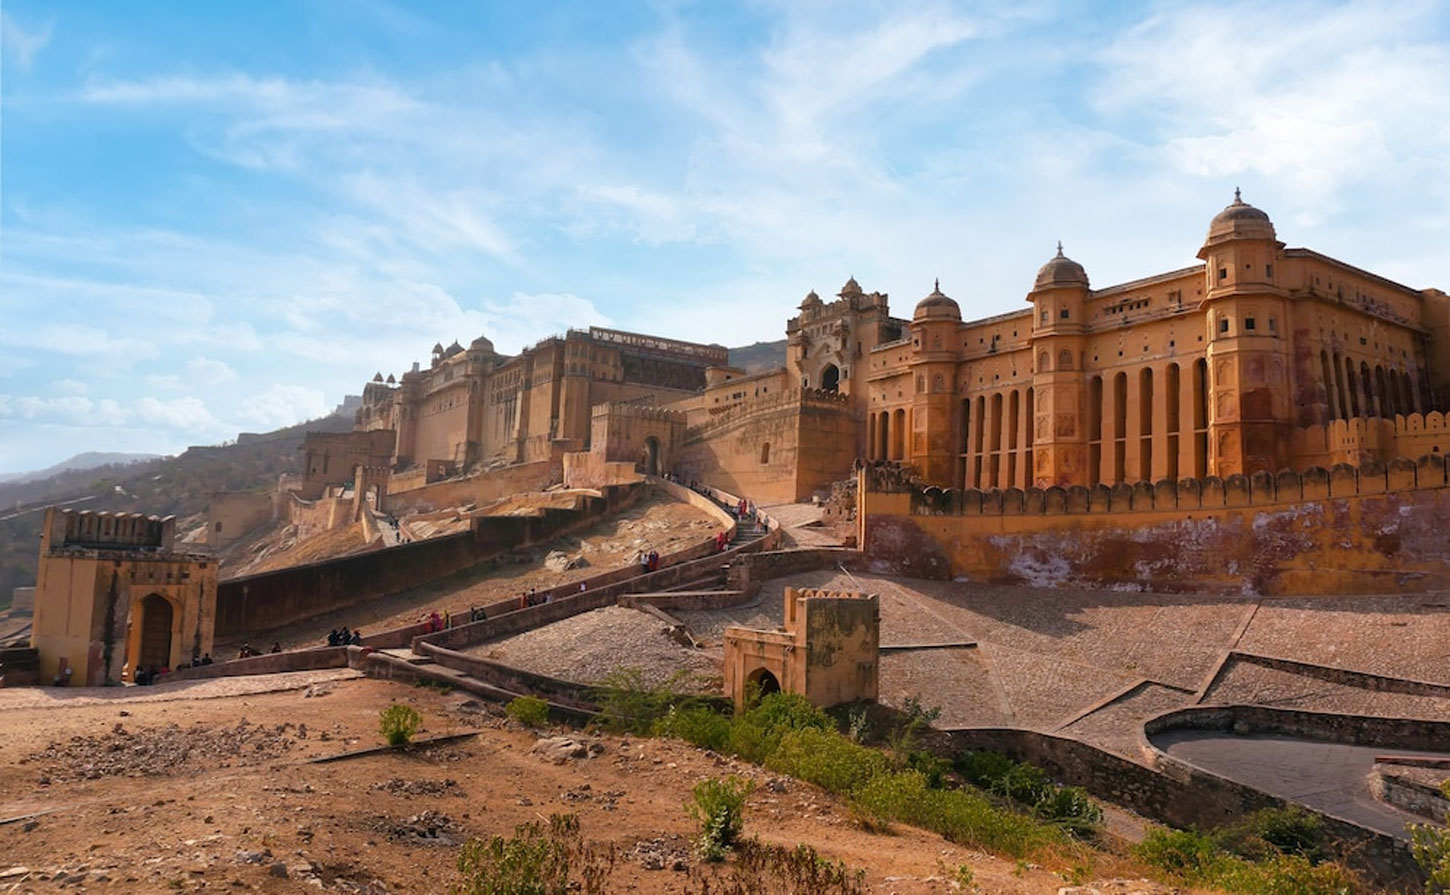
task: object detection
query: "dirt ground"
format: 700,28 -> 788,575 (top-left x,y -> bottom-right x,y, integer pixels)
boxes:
222,493 -> 722,653
0,674 -> 1177,894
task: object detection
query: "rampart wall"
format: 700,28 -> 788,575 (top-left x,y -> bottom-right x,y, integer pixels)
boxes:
861,454 -> 1450,593
214,482 -> 644,638
383,460 -> 560,515
676,388 -> 856,503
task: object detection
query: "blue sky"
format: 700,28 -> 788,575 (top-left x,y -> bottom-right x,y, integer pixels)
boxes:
2,1 -> 1448,473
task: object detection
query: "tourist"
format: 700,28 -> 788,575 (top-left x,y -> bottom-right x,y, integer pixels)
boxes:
339,626 -> 352,645
270,642 -> 282,654
200,653 -> 213,665
327,629 -> 340,646
427,610 -> 442,632
351,630 -> 363,646
134,666 -> 150,686
442,609 -> 451,629
238,642 -> 255,659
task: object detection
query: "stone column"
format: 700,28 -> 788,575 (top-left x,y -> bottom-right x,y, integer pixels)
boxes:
1100,373 -> 1119,486
1178,372 -> 1197,480
1151,364 -> 1172,482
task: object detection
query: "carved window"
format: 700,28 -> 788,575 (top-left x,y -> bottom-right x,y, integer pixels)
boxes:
1039,351 -> 1050,371
1058,350 -> 1073,371
932,374 -> 944,393
760,442 -> 770,464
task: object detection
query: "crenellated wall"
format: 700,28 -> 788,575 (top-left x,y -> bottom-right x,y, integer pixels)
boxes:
859,454 -> 1450,593
675,387 -> 857,503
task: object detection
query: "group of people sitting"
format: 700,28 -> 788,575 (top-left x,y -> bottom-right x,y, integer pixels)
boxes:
326,628 -> 365,647
422,610 -> 452,632
639,550 -> 661,573
132,652 -> 213,686
236,641 -> 282,658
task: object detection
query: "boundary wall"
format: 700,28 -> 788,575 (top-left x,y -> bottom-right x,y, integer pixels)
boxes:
861,455 -> 1450,593
939,703 -> 1447,890
214,482 -> 644,639
384,460 -> 560,513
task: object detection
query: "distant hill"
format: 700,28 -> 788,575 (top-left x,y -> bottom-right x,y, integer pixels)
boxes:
0,414 -> 354,607
0,452 -> 162,485
728,339 -> 787,374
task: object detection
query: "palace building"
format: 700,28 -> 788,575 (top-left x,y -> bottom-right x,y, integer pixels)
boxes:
350,194 -> 1450,504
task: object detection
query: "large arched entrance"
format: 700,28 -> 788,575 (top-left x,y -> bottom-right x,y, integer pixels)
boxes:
642,436 -> 661,476
746,667 -> 781,699
137,593 -> 174,670
820,364 -> 840,393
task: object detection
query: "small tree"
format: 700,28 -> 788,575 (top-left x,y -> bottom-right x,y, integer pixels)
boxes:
379,702 -> 422,746
506,696 -> 550,729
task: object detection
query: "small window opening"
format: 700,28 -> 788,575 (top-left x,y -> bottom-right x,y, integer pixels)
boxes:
1245,317 -> 1256,331
1218,318 -> 1229,334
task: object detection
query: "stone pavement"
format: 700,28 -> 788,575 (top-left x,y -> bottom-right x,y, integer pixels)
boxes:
1153,730 -> 1450,838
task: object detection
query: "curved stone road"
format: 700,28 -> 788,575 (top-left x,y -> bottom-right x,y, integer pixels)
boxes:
1151,730 -> 1449,838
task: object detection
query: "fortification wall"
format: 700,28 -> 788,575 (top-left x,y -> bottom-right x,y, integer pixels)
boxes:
676,388 -> 854,503
214,482 -> 643,638
384,460 -> 560,515
206,492 -> 273,547
861,454 -> 1450,593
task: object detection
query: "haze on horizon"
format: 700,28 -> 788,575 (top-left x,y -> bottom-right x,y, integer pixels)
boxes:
3,1 -> 1448,474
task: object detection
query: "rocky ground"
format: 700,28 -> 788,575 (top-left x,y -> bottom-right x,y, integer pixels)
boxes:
0,674 -> 1191,894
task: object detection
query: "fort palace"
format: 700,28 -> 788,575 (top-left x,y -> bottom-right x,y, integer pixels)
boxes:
354,194 -> 1449,504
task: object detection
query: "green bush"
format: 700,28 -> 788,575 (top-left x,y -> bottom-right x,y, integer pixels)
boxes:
590,667 -> 705,734
1217,806 -> 1326,863
957,750 -> 1016,789
1135,826 -> 1361,895
378,702 -> 422,747
1032,786 -> 1103,836
767,728 -> 888,795
453,814 -> 613,895
687,776 -> 755,862
1409,780 -> 1450,894
851,771 -> 1060,858
652,705 -> 731,752
505,696 -> 550,729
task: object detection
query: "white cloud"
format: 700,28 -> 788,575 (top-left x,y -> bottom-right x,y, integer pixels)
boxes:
134,396 -> 221,432
52,379 -> 88,396
237,384 -> 328,429
186,356 -> 237,385
1,11 -> 53,72
0,393 -> 214,432
1095,1 -> 1450,215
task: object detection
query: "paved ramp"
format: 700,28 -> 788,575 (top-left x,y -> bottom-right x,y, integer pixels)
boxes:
1152,730 -> 1449,838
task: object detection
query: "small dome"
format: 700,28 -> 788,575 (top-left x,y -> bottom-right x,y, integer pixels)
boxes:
1034,242 -> 1089,290
800,289 -> 823,310
913,279 -> 961,322
372,372 -> 384,383
838,277 -> 863,297
444,340 -> 464,358
1205,188 -> 1276,244
470,334 -> 495,354
386,373 -> 396,384
432,342 -> 445,355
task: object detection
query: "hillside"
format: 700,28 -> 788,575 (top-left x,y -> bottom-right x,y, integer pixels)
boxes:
728,338 -> 787,373
0,414 -> 353,607
0,452 -> 162,485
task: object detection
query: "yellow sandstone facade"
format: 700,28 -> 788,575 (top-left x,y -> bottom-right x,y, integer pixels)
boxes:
863,193 -> 1450,489
30,509 -> 218,686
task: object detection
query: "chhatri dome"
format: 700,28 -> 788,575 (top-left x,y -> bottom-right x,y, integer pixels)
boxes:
1204,187 -> 1277,246
1034,242 -> 1090,290
913,278 -> 961,322
838,276 -> 863,298
800,289 -> 823,310
470,334 -> 495,354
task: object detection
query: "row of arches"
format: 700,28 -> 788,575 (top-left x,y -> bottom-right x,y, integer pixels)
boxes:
1085,360 -> 1210,486
1319,351 -> 1423,421
866,360 -> 1213,490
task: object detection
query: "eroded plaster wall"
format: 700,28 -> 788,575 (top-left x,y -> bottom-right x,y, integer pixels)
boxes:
860,458 -> 1450,594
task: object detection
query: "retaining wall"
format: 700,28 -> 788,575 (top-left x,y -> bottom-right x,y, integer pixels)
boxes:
862,455 -> 1450,593
215,482 -> 643,638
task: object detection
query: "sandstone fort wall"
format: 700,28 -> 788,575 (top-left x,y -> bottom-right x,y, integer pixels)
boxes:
861,454 -> 1450,593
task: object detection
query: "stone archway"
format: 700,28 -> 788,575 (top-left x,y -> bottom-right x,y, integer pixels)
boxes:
820,364 -> 840,393
747,667 -> 781,698
642,436 -> 661,477
137,593 -> 174,670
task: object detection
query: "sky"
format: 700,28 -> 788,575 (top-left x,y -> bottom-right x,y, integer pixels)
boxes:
2,1 -> 1448,474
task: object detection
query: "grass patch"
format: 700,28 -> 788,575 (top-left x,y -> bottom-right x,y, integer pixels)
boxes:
688,776 -> 754,862
454,813 -> 614,895
1134,815 -> 1364,895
